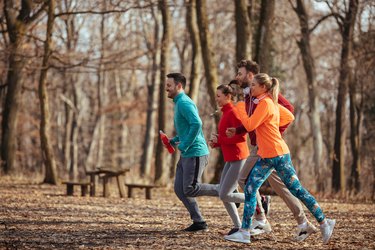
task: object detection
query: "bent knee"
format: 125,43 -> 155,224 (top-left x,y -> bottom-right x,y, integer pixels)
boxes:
183,186 -> 198,197
219,192 -> 230,201
238,180 -> 245,191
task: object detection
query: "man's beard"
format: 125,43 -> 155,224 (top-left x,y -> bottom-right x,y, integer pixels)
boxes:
240,80 -> 249,89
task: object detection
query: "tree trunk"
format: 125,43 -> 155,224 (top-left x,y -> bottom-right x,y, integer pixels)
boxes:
96,6 -> 107,169
332,0 -> 358,194
293,0 -> 323,191
1,2 -> 28,174
186,0 -> 202,103
235,0 -> 252,63
1,43 -> 24,174
196,0 -> 224,183
70,86 -> 80,178
141,3 -> 160,177
2,1 -> 46,174
39,0 -> 58,184
348,72 -> 361,193
60,1 -> 80,179
254,0 -> 275,73
196,0 -> 219,123
155,0 -> 171,185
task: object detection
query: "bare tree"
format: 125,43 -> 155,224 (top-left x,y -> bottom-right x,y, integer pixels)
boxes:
155,0 -> 171,185
39,0 -> 58,184
331,0 -> 359,194
195,0 -> 218,122
186,0 -> 202,103
348,71 -> 362,193
347,5 -> 374,193
2,1 -> 47,174
235,0 -> 252,63
57,0 -> 81,180
140,2 -> 160,177
290,0 -> 323,191
96,3 -> 108,170
196,0 -> 224,183
254,0 -> 275,73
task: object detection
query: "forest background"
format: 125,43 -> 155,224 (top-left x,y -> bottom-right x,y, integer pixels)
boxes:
0,0 -> 374,200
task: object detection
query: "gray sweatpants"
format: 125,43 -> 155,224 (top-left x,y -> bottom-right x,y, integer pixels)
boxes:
219,160 -> 246,228
174,155 -> 219,223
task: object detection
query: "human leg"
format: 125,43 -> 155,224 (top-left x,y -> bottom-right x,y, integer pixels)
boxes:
225,158 -> 273,243
241,159 -> 274,230
174,157 -> 204,223
219,160 -> 246,228
268,168 -> 318,241
181,156 -> 219,198
273,154 -> 325,223
274,154 -> 335,244
238,146 -> 266,221
267,170 -> 307,225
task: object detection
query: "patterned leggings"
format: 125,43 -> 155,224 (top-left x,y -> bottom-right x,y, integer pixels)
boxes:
242,153 -> 325,229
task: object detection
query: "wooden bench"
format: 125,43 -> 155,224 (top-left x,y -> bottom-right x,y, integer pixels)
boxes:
125,183 -> 157,200
62,181 -> 91,196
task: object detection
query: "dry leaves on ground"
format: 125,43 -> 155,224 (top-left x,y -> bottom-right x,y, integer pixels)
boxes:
0,180 -> 374,249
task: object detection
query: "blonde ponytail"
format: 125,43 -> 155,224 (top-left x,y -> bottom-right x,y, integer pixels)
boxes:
270,77 -> 279,103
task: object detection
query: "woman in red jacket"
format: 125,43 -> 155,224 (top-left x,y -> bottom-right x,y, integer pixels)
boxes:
208,84 -> 249,236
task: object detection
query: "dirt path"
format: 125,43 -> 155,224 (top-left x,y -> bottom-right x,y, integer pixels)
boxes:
0,181 -> 374,249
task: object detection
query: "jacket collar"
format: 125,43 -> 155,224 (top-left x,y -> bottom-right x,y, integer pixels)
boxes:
221,102 -> 233,112
173,92 -> 185,103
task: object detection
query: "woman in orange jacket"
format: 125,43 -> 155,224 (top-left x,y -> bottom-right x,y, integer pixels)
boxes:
208,84 -> 249,236
224,73 -> 335,245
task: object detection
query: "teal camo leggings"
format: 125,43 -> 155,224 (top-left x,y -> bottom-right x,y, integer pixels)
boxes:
242,153 -> 325,230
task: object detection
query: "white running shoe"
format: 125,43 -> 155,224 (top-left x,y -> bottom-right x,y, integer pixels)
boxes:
250,219 -> 272,235
295,221 -> 318,241
320,219 -> 336,244
224,229 -> 251,243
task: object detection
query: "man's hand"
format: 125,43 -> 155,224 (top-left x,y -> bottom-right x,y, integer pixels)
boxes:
226,128 -> 236,138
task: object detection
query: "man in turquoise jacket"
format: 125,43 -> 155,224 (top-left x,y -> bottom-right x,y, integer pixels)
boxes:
165,72 -> 219,232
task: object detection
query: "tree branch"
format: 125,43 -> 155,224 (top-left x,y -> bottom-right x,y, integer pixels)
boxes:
23,1 -> 49,25
309,12 -> 344,33
54,4 -> 152,18
288,0 -> 297,12
323,0 -> 344,33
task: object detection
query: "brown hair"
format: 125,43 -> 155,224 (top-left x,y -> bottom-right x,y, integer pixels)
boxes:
253,73 -> 279,103
166,73 -> 186,88
217,84 -> 234,99
237,60 -> 260,75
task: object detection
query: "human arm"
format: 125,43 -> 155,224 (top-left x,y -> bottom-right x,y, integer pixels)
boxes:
237,99 -> 270,132
176,102 -> 202,152
208,133 -> 220,148
278,93 -> 294,113
279,104 -> 295,127
218,110 -> 247,144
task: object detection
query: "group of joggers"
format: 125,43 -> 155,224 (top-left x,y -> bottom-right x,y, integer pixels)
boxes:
162,59 -> 335,244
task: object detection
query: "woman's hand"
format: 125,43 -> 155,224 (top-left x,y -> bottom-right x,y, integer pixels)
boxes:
209,133 -> 218,143
226,128 -> 236,138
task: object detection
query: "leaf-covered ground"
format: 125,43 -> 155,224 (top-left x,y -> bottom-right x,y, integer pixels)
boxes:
0,180 -> 374,249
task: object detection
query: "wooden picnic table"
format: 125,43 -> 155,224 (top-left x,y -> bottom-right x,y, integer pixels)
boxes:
86,168 -> 130,198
